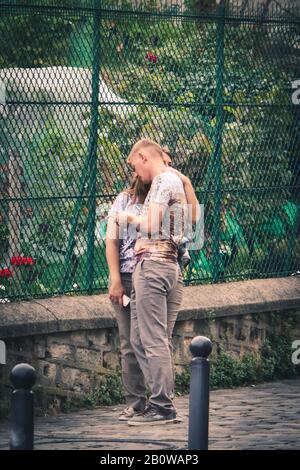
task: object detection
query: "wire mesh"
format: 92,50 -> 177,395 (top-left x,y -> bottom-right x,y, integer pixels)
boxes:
0,0 -> 299,300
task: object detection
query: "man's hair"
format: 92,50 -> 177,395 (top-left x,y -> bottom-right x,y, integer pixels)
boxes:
161,145 -> 172,157
127,138 -> 163,163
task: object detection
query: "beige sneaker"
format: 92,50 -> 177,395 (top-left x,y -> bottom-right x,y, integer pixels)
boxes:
128,406 -> 180,426
118,406 -> 143,421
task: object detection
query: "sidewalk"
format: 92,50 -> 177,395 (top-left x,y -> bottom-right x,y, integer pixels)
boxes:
0,378 -> 299,450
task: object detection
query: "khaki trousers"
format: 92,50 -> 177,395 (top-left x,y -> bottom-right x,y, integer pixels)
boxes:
130,259 -> 182,414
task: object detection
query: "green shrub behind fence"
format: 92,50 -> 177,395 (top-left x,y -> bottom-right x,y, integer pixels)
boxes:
0,0 -> 299,300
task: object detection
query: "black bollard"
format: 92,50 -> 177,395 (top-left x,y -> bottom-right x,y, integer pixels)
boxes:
9,363 -> 37,450
188,336 -> 212,450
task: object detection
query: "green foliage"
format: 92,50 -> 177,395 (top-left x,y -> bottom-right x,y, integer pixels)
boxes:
210,351 -> 259,388
184,0 -> 218,15
175,315 -> 300,395
0,220 -> 9,260
1,3 -> 299,299
259,313 -> 300,380
84,369 -> 125,407
95,15 -> 299,280
174,367 -> 191,396
0,13 -> 78,68
0,113 -> 109,297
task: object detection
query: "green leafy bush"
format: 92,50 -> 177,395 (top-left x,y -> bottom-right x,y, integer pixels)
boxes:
84,369 -> 125,407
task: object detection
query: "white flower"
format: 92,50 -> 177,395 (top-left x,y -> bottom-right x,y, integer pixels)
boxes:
0,298 -> 10,303
0,285 -> 5,291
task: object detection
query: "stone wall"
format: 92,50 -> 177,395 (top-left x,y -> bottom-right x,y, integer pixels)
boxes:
1,277 -> 300,416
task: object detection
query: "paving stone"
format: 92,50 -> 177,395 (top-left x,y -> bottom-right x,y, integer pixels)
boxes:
0,378 -> 299,450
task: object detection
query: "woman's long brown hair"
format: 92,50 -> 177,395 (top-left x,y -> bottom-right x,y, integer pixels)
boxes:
124,176 -> 151,204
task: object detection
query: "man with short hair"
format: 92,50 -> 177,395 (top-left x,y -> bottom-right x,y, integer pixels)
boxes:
116,139 -> 187,425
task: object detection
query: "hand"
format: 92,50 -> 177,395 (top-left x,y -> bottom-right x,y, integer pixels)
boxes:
109,280 -> 125,306
116,212 -> 134,226
167,167 -> 190,186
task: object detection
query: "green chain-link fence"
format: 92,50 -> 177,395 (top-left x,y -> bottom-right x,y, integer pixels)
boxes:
0,0 -> 299,301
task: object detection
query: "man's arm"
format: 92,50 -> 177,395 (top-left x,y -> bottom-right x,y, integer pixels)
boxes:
117,203 -> 166,236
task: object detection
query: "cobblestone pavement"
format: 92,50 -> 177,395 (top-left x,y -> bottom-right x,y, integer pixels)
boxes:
0,379 -> 299,450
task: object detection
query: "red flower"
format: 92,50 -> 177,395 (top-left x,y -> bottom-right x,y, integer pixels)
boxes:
11,256 -> 22,266
145,51 -> 157,63
0,268 -> 12,278
11,256 -> 35,266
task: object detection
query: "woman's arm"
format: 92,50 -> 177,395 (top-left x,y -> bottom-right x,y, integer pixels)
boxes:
168,168 -> 200,224
106,217 -> 125,306
182,177 -> 200,224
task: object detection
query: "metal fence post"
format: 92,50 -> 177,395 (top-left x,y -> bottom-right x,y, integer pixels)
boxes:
86,0 -> 101,294
188,336 -> 213,450
212,0 -> 225,283
9,363 -> 36,450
